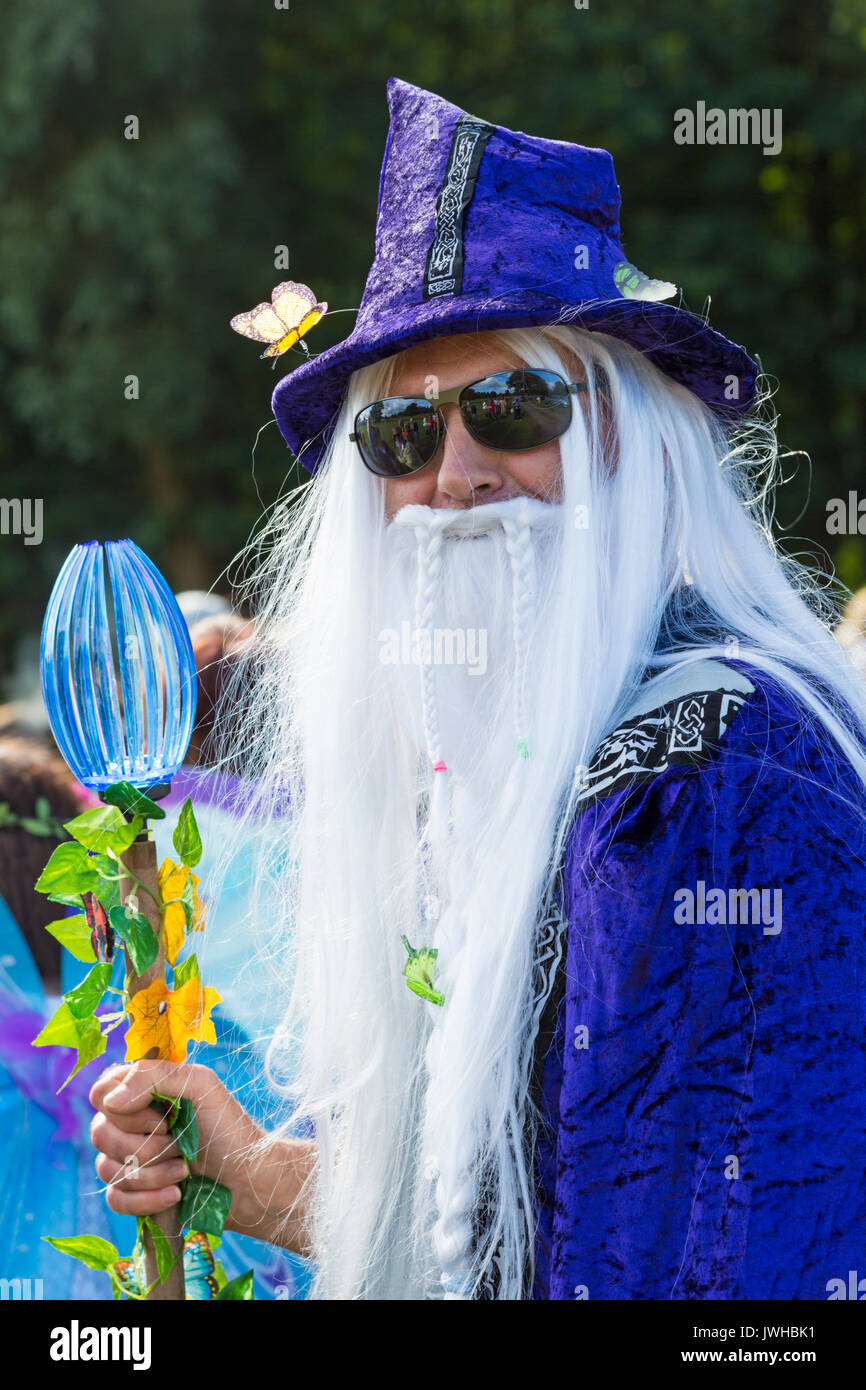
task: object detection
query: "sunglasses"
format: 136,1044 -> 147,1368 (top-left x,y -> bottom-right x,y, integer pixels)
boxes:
349,369 -> 589,479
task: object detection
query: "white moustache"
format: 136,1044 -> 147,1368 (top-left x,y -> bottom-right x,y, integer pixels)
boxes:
387,495 -> 564,541
377,497 -> 565,779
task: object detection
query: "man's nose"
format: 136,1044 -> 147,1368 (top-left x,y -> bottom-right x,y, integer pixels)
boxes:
434,403 -> 504,501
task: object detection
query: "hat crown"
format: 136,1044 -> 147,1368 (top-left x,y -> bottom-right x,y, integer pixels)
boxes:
358,78 -> 624,325
270,78 -> 758,472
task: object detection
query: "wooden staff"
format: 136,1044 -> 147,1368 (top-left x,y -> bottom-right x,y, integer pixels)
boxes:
120,834 -> 186,1301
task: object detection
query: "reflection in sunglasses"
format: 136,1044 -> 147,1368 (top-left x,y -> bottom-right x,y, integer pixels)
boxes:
353,370 -> 578,476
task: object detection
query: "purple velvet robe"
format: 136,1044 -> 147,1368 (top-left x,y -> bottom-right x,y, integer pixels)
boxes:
531,659 -> 866,1300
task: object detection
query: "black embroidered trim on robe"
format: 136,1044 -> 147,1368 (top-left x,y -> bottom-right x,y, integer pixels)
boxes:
572,686 -> 751,812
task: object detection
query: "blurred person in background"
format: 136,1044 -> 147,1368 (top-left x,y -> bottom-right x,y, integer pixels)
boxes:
835,586 -> 866,679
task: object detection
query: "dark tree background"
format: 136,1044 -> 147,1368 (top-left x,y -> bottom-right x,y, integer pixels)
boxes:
1,0 -> 864,689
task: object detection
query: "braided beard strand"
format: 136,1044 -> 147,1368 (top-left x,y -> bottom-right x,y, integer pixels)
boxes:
376,497 -> 567,1297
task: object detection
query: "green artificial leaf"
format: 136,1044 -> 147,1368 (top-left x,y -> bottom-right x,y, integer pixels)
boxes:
35,842 -> 101,897
64,804 -> 143,855
33,1003 -> 107,1089
90,875 -> 122,916
58,1015 -> 107,1091
140,1215 -> 176,1284
180,871 -> 195,931
89,850 -> 124,881
172,797 -> 203,868
172,1096 -> 199,1165
173,952 -> 200,988
103,781 -> 167,821
109,904 -> 158,977
216,1269 -> 255,1300
401,935 -> 445,1006
43,1234 -> 119,1271
63,961 -> 112,1019
48,888 -> 92,909
151,1089 -> 181,1126
32,999 -> 88,1049
44,914 -> 97,963
178,1176 -> 232,1238
151,1089 -> 198,1162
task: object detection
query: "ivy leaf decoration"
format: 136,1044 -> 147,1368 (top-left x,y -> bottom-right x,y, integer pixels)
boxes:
401,935 -> 445,1006
151,1089 -> 199,1164
151,1088 -> 181,1122
216,1269 -> 255,1300
178,1175 -> 232,1238
109,904 -> 159,977
35,842 -> 104,898
43,914 -> 97,963
102,781 -> 167,821
43,1234 -> 119,1272
140,1215 -> 176,1284
172,798 -> 203,868
180,871 -> 197,932
32,1002 -> 107,1090
61,1018 -> 107,1088
64,805 -> 143,856
63,962 -> 113,1020
32,999 -> 88,1049
172,1095 -> 199,1164
173,952 -> 200,989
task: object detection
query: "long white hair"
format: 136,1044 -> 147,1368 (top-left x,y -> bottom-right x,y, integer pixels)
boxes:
207,322 -> 866,1300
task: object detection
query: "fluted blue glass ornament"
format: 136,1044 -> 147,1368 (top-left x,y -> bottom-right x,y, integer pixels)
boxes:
40,539 -> 196,792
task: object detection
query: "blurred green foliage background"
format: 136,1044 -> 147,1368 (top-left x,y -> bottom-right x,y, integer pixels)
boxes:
1,0 -> 864,691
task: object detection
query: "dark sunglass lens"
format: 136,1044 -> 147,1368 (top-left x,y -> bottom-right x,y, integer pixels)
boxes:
355,398 -> 440,477
460,370 -> 571,451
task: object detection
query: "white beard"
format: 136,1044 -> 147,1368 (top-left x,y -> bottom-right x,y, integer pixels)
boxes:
371,496 -> 570,1297
375,497 -> 565,797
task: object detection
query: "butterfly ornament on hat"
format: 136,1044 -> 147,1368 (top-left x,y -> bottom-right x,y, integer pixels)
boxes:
230,79 -> 758,1300
231,281 -> 328,367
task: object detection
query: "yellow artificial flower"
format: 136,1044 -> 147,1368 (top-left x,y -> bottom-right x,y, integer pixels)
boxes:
157,858 -> 206,965
125,976 -> 221,1064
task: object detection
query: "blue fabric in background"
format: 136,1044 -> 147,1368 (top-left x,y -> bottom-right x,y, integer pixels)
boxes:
0,894 -> 138,1299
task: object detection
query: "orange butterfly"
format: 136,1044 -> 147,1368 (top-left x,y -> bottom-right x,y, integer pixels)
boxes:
230,280 -> 327,363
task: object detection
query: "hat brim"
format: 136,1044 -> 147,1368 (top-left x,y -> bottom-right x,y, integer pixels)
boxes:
271,292 -> 759,474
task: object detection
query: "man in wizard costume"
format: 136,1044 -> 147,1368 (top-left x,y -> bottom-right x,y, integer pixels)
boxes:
90,78 -> 866,1301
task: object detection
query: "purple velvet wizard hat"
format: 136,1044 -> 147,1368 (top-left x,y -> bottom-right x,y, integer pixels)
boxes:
272,78 -> 759,474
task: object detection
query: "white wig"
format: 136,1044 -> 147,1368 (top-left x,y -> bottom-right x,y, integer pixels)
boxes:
206,323 -> 866,1300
